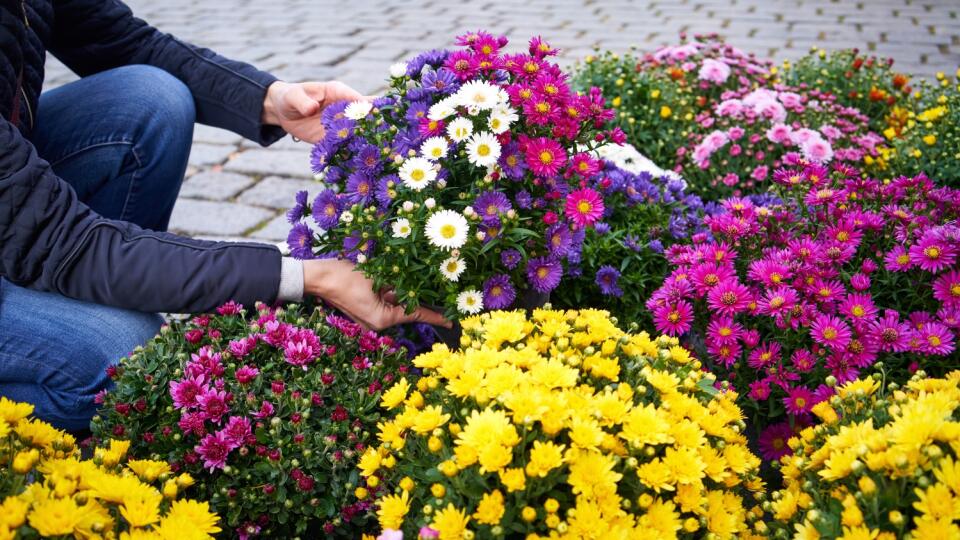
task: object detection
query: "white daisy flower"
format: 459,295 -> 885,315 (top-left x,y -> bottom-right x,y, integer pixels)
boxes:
428,97 -> 457,121
344,100 -> 373,120
398,157 -> 437,191
424,197 -> 436,209
389,62 -> 408,78
425,209 -> 469,250
447,117 -> 474,143
439,256 -> 466,282
488,106 -> 518,134
401,200 -> 415,212
454,80 -> 501,110
340,210 -> 354,224
456,289 -> 484,314
465,131 -> 502,168
356,254 -> 367,264
391,218 -> 412,238
420,137 -> 449,161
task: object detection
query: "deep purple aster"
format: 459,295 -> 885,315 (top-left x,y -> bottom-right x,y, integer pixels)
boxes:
567,264 -> 583,278
343,232 -> 374,263
310,142 -> 330,174
324,118 -> 355,147
483,274 -> 517,310
372,96 -> 396,109
499,142 -> 527,180
421,67 -> 460,95
546,222 -> 572,258
405,87 -> 434,102
475,191 -> 512,222
526,257 -> 563,293
623,234 -> 643,252
287,190 -> 309,224
406,49 -> 450,77
405,101 -> 430,125
595,265 -> 623,297
287,223 -> 314,260
345,171 -> 375,205
501,249 -> 522,270
352,144 -> 384,175
321,100 -> 349,125
648,239 -> 665,253
324,166 -> 345,184
312,189 -> 342,230
515,190 -> 533,209
594,222 -> 611,235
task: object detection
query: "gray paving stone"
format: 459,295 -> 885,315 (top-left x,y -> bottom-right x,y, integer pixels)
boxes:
237,176 -> 321,209
169,199 -> 276,236
179,170 -> 256,201
193,125 -> 244,145
223,149 -> 312,178
249,214 -> 294,242
188,143 -> 237,167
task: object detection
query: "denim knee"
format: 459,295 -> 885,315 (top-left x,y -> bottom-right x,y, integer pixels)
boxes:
111,65 -> 196,138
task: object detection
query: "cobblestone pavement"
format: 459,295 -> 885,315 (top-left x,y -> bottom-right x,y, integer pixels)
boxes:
43,0 -> 960,245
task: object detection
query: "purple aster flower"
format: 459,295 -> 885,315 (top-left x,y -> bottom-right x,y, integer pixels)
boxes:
343,232 -> 374,263
352,144 -> 384,175
405,87 -> 434,102
501,249 -> 522,270
421,67 -> 460,95
546,222 -> 572,258
567,264 -> 583,278
594,222 -> 611,235
515,190 -> 533,209
321,100 -> 349,125
324,166 -> 345,184
499,142 -> 527,181
312,189 -> 342,230
624,234 -> 643,252
375,174 -> 399,209
345,171 -> 375,205
310,142 -> 330,174
526,257 -> 563,293
475,191 -> 512,222
324,118 -> 355,147
595,265 -> 623,297
406,49 -> 450,77
648,239 -> 665,253
483,274 -> 516,310
372,96 -> 395,109
287,190 -> 309,224
287,223 -> 315,260
405,101 -> 430,125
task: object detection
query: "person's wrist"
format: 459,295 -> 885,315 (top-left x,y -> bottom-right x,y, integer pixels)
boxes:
262,81 -> 288,126
302,259 -> 332,300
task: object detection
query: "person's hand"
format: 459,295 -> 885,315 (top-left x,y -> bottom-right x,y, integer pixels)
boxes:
302,259 -> 450,331
262,81 -> 364,143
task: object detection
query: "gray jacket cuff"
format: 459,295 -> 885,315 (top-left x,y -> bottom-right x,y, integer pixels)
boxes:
277,257 -> 304,303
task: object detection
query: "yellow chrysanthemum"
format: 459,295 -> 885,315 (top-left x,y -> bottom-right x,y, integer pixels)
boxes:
498,468 -> 526,492
119,491 -> 163,528
432,503 -> 470,540
0,397 -> 34,424
27,497 -> 86,537
377,490 -> 409,530
381,378 -> 410,410
126,459 -> 172,483
472,489 -> 505,525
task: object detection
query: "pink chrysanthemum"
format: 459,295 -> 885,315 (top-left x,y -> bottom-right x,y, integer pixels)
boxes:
197,388 -> 230,424
564,188 -> 604,228
783,386 -> 815,416
707,340 -> 742,368
909,235 -> 957,273
870,310 -> 912,352
839,293 -> 879,328
222,416 -> 252,450
706,281 -> 753,315
169,374 -> 207,410
884,245 -> 913,271
691,262 -> 736,296
810,314 -> 852,351
706,315 -> 743,346
758,286 -> 798,317
653,301 -> 694,336
195,431 -> 232,471
524,137 -> 567,178
758,421 -> 795,461
235,365 -> 259,385
934,270 -> 960,307
790,349 -> 817,372
922,322 -> 956,355
747,341 -> 782,369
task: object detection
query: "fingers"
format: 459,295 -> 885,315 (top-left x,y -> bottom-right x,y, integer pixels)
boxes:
302,81 -> 364,106
380,289 -> 399,305
400,306 -> 452,329
287,85 -> 320,117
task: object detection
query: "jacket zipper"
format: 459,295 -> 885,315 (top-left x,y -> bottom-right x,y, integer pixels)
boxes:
18,1 -> 34,129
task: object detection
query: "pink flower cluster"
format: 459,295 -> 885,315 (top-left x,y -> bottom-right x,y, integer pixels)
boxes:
647,163 -> 960,458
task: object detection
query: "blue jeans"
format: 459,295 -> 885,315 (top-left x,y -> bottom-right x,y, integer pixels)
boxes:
0,65 -> 195,431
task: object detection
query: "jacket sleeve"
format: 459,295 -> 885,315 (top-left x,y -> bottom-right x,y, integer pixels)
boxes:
0,119 -> 283,313
47,0 -> 286,145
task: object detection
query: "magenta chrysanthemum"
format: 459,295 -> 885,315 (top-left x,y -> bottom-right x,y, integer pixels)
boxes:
653,301 -> 694,336
195,431 -> 232,471
810,314 -> 852,351
564,188 -> 604,228
783,386 -> 815,416
524,137 -> 566,177
706,281 -> 752,315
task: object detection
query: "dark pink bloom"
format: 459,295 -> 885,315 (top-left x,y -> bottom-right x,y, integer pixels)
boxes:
197,388 -> 230,424
706,315 -> 742,346
229,336 -> 258,357
235,365 -> 259,385
184,329 -> 203,344
706,281 -> 753,315
758,422 -> 795,460
253,400 -> 275,419
783,386 -> 815,416
747,341 -> 782,369
921,322 -> 955,355
178,410 -> 207,437
524,137 -> 566,178
217,301 -> 243,316
909,235 -> 956,273
196,431 -> 232,471
652,301 -> 694,336
934,270 -> 960,306
221,416 -> 252,449
170,374 -> 207,410
810,314 -> 852,351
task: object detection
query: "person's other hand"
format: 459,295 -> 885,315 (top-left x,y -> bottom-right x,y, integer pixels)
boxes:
302,259 -> 450,331
262,81 -> 364,143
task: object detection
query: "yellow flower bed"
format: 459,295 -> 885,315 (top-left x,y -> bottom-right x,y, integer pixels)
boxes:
361,309 -> 767,539
0,398 -> 219,539
769,372 -> 960,539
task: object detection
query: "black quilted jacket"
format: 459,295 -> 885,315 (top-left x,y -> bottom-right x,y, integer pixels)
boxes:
1,0 -> 289,313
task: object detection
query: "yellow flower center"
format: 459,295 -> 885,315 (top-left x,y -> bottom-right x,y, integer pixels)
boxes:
897,254 -> 910,265
477,144 -> 491,157
951,284 -> 960,297
544,84 -> 558,95
428,120 -> 439,131
719,327 -> 731,337
577,200 -> 592,214
668,311 -> 680,323
822,327 -> 838,340
358,182 -> 369,194
539,151 -> 554,165
925,246 -> 941,259
506,155 -> 518,166
537,267 -> 549,279
524,62 -> 538,74
794,398 -> 806,408
338,128 -> 349,138
929,335 -> 942,347
535,102 -> 550,113
721,292 -> 737,305
482,45 -> 493,55
818,288 -> 831,298
770,273 -> 782,283
852,306 -> 865,317
411,169 -> 425,182
325,205 -> 336,216
446,262 -> 458,272
836,231 -> 849,242
491,286 -> 502,297
440,224 -> 457,239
